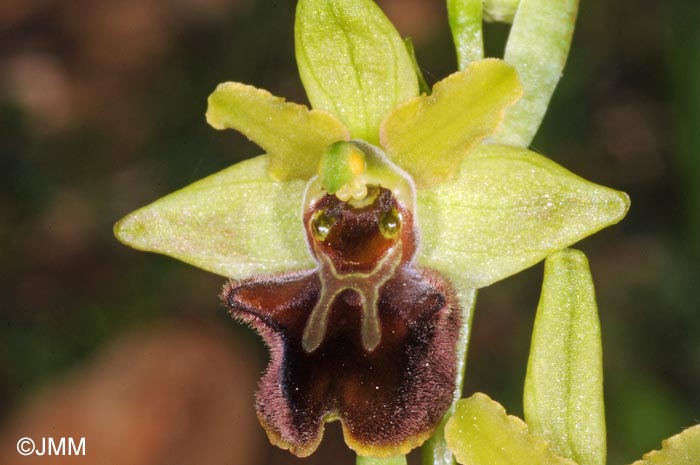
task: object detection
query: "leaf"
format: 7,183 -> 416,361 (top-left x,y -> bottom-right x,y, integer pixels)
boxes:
524,249 -> 606,465
114,155 -> 315,279
631,425 -> 700,465
445,393 -> 576,465
492,0 -> 579,147
380,59 -> 522,188
295,0 -> 418,144
206,82 -> 349,181
417,144 -> 629,288
447,0 -> 484,70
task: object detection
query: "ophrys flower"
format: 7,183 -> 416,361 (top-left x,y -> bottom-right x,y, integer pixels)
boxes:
114,0 -> 628,458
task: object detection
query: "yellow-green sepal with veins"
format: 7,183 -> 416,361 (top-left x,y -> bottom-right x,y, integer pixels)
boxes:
445,393 -> 576,465
114,155 -> 314,279
525,249 -> 606,465
295,0 -> 418,145
416,144 -> 629,288
380,59 -> 523,188
631,425 -> 700,465
206,82 -> 349,181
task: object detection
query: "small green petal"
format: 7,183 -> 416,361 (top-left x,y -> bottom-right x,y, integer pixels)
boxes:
447,0 -> 484,70
525,249 -> 606,465
295,0 -> 418,144
631,425 -> 700,465
114,155 -> 314,279
445,393 -> 576,465
206,82 -> 349,181
380,59 -> 522,188
417,144 -> 630,288
492,0 -> 579,147
483,0 -> 521,23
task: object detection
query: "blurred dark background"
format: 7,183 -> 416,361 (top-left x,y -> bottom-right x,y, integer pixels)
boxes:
0,0 -> 698,464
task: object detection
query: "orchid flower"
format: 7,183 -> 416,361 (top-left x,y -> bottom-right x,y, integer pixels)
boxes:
114,0 -> 628,460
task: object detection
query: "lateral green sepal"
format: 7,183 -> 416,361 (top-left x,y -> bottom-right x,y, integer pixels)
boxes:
114,155 -> 314,279
416,144 -> 629,288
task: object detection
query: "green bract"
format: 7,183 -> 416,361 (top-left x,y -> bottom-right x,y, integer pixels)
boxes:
524,250 -> 606,465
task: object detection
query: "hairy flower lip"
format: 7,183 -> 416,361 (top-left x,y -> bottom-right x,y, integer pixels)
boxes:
221,180 -> 463,457
223,264 -> 462,458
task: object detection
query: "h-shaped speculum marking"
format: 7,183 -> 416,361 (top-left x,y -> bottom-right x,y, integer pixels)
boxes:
301,244 -> 402,353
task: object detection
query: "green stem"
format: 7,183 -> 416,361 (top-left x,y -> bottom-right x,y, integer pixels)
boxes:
447,0 -> 484,70
356,455 -> 408,465
422,287 -> 478,465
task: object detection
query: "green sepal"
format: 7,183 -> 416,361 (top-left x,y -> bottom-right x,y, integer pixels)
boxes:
447,0 -> 484,70
114,155 -> 314,279
631,425 -> 700,465
380,59 -> 523,188
445,393 -> 576,465
417,144 -> 630,288
492,0 -> 579,147
525,249 -> 606,465
206,82 -> 349,181
295,0 -> 418,145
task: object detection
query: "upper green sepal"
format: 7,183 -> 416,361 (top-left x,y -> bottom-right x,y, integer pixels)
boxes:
445,393 -> 576,465
295,0 -> 418,144
525,249 -> 606,465
114,155 -> 314,279
416,144 -> 630,288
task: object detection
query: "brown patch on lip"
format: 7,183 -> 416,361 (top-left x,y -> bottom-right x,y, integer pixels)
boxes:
223,264 -> 460,457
